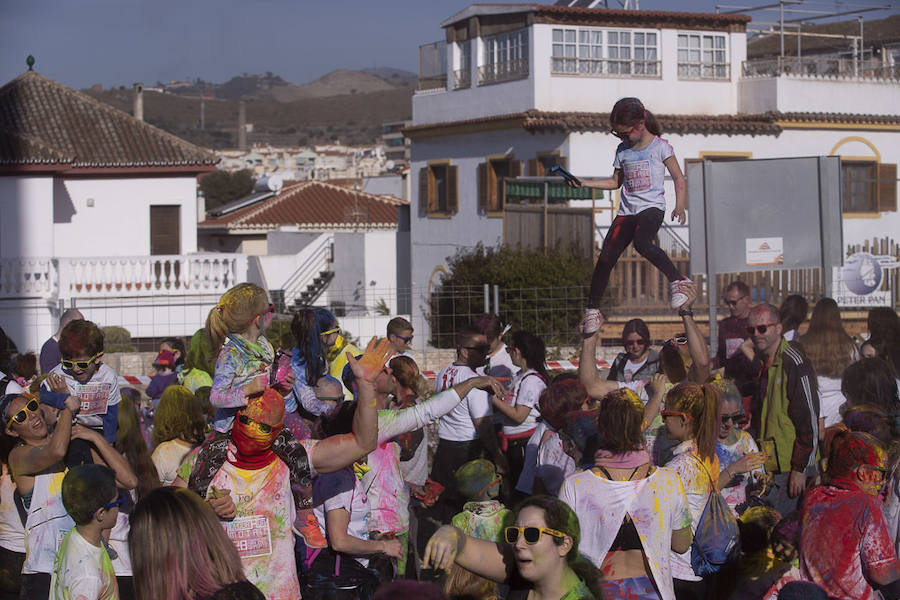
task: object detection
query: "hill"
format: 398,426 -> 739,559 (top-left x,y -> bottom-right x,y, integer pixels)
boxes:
84,83 -> 414,149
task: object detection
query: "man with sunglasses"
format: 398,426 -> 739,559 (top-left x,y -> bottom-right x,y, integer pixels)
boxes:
796,431 -> 900,600
742,304 -> 819,516
386,317 -> 417,365
713,281 -> 758,400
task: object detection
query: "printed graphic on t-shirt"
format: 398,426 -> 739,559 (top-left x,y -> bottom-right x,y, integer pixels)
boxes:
223,515 -> 273,559
725,338 -> 744,359
77,382 -> 111,415
624,160 -> 651,192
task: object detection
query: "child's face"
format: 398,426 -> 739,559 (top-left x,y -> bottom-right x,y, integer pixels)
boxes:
98,491 -> 122,530
772,540 -> 796,563
61,352 -> 102,384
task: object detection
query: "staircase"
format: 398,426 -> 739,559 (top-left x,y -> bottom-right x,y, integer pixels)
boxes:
278,233 -> 335,312
294,269 -> 335,308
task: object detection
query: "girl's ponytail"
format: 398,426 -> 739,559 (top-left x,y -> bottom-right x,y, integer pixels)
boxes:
695,383 -> 721,462
643,109 -> 662,136
610,97 -> 662,137
291,307 -> 333,386
206,283 -> 268,357
205,306 -> 229,358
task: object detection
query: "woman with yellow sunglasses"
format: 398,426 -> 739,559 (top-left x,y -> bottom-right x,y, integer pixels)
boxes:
424,495 -> 600,599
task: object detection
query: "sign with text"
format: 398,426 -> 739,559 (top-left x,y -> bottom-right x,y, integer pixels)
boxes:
745,237 -> 784,267
832,252 -> 899,308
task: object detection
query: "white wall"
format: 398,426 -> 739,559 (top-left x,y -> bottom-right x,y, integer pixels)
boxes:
363,231 -> 399,314
739,74 -> 900,114
0,176 -> 55,258
53,176 -> 199,257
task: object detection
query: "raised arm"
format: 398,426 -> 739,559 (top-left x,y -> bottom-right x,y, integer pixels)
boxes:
580,331 -> 622,399
9,398 -> 78,480
309,337 -> 390,474
680,281 -> 710,383
424,525 -> 511,583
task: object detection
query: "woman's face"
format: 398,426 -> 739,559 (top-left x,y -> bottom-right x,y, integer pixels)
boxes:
512,506 -> 569,583
623,332 -> 649,362
719,400 -> 742,440
663,412 -> 691,442
4,396 -> 48,442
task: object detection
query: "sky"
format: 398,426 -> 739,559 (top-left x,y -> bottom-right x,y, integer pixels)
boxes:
1,0 -> 897,90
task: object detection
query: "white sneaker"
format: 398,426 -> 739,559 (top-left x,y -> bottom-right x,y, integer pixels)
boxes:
582,308 -> 604,335
670,278 -> 691,309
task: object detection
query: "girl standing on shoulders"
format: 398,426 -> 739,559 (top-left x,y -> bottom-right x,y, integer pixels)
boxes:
574,97 -> 690,334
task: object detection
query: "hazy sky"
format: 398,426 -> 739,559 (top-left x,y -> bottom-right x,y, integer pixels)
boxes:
2,0 -> 897,89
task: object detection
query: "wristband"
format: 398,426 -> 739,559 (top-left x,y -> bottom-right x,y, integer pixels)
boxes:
678,308 -> 694,318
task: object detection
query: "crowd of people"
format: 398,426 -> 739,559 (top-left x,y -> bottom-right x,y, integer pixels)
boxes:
0,278 -> 899,600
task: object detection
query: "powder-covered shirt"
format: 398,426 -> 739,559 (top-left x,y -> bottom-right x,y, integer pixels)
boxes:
211,334 -> 274,433
50,528 -> 118,600
800,485 -> 898,600
151,438 -> 196,486
499,370 -> 546,436
43,363 -> 122,441
559,466 -> 691,600
716,431 -> 764,516
313,468 -> 372,567
434,364 -> 491,442
665,440 -> 721,582
517,423 -> 575,496
451,500 -> 513,543
0,466 -> 25,553
613,136 -> 674,216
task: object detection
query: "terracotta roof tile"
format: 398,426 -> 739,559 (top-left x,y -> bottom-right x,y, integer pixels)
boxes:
199,180 -> 406,230
533,4 -> 752,28
0,71 -> 217,169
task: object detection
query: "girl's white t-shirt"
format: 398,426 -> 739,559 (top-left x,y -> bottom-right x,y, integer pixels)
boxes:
817,375 -> 847,428
151,438 -> 195,486
613,136 -> 675,216
500,369 -> 546,436
558,466 -> 691,600
313,468 -> 372,567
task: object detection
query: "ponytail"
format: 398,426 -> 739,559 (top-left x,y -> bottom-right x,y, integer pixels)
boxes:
511,331 -> 549,381
666,382 -> 721,462
643,109 -> 662,136
205,283 -> 268,357
291,307 -> 335,387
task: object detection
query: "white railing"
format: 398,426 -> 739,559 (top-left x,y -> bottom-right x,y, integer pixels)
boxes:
742,56 -> 900,80
0,258 -> 58,299
678,61 -> 731,80
0,254 -> 248,300
551,57 -> 661,78
281,233 -> 335,308
478,58 -> 529,85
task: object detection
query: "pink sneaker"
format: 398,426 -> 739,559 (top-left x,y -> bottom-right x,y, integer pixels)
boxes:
582,308 -> 604,335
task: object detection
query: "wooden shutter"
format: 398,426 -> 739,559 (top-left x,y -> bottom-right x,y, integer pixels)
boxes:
487,160 -> 498,211
427,167 -> 437,213
878,163 -> 897,212
418,167 -> 429,215
150,206 -> 180,255
477,162 -> 487,213
447,165 -> 459,214
527,158 -> 538,177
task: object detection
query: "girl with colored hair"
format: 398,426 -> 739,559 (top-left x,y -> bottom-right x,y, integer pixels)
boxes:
425,495 -> 601,600
798,297 -> 858,430
662,382 -> 722,599
206,283 -> 288,433
179,329 -> 214,393
288,308 -> 344,421
574,97 -> 690,334
128,486 -> 264,600
150,385 -> 206,486
491,331 -> 549,502
556,387 -> 693,600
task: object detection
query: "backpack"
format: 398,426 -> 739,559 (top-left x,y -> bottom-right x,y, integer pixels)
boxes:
689,456 -> 740,575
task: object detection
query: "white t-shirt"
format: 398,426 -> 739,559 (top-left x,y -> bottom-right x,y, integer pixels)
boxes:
817,376 -> 847,428
623,358 -> 648,383
434,364 -> 491,442
478,344 -> 520,383
108,490 -> 136,577
0,372 -> 24,395
313,468 -> 372,567
665,440 -> 720,582
151,439 -> 195,486
50,528 -> 118,600
613,136 -> 674,216
45,363 -> 122,430
500,369 -> 546,436
559,466 -> 691,600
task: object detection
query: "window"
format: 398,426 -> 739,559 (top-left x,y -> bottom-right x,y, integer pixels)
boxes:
478,156 -> 522,214
419,162 -> 458,216
527,152 -> 568,177
150,206 -> 180,255
842,162 -> 897,213
455,41 -> 472,89
678,33 -> 729,79
551,28 -> 659,77
480,30 -> 529,84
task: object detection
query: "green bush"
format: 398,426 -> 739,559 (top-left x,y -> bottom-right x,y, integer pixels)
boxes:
102,326 -> 135,353
427,244 -> 614,348
264,317 -> 294,351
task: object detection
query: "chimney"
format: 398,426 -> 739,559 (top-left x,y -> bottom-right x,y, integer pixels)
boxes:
238,101 -> 247,151
133,83 -> 144,121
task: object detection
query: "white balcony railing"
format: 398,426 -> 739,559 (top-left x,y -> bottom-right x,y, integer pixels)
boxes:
742,56 -> 900,80
678,61 -> 731,80
453,68 -> 471,90
551,57 -> 662,79
0,254 -> 248,299
478,58 -> 529,85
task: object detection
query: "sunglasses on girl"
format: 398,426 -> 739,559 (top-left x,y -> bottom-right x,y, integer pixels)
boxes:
661,410 -> 693,421
611,125 -> 638,140
238,414 -> 273,434
624,338 -> 648,347
6,398 -> 40,429
61,353 -> 102,371
747,323 -> 778,335
248,304 -> 275,325
721,413 -> 743,425
504,526 -> 567,545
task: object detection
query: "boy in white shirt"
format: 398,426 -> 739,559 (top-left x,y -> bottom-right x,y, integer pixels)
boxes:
51,464 -> 120,600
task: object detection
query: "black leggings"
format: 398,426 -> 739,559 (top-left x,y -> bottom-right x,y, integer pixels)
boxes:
588,208 -> 683,308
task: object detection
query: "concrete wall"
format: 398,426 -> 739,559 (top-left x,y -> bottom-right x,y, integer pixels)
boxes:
739,74 -> 900,114
53,177 -> 199,257
0,176 -> 55,258
267,231 -> 321,255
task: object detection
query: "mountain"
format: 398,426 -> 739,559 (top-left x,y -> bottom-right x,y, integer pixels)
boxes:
262,69 -> 398,102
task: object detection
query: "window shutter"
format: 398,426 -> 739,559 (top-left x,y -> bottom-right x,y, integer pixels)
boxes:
419,167 -> 429,215
878,163 -> 897,212
477,163 -> 487,213
527,158 -> 538,177
487,160 -> 498,211
447,166 -> 459,214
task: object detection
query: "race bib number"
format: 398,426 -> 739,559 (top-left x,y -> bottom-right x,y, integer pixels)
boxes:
223,516 -> 272,559
623,160 -> 651,192
725,337 -> 744,359
77,382 -> 111,415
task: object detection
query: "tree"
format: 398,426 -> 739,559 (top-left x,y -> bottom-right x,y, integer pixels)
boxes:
199,170 -> 255,211
428,244 -> 614,348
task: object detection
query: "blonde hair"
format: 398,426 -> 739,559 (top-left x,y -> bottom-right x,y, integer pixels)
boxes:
152,385 -> 206,448
389,355 -> 430,399
666,382 -> 721,462
129,487 -> 249,600
205,283 -> 269,354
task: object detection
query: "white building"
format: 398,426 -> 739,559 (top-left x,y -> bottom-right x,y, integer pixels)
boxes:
407,4 -> 899,337
0,69 -> 243,352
